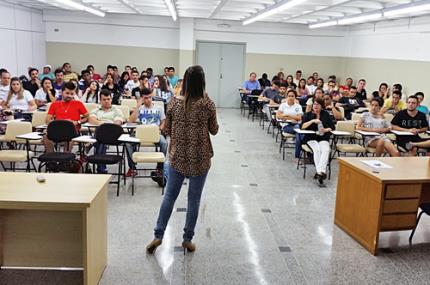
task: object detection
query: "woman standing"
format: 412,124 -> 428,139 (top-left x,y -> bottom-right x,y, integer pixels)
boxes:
146,65 -> 219,254
301,98 -> 334,185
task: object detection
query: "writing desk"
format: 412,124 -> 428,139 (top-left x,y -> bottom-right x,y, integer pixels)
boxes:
0,173 -> 110,285
335,157 -> 430,255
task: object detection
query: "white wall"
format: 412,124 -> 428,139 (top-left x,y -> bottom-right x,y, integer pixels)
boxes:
0,1 -> 46,76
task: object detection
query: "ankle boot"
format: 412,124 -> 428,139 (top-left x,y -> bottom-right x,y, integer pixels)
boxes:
146,239 -> 162,254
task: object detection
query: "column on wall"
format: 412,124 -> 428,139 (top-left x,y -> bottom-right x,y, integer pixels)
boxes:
178,18 -> 195,77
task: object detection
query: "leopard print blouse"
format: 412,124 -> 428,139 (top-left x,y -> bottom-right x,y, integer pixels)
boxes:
165,95 -> 219,176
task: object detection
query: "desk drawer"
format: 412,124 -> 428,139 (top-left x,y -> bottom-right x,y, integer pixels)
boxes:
381,214 -> 416,231
383,199 -> 419,214
385,184 -> 421,199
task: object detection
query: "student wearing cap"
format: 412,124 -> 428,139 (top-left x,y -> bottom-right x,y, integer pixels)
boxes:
38,65 -> 55,81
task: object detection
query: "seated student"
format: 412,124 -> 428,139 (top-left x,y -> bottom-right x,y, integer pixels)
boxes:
0,71 -> 11,106
301,98 -> 335,185
293,70 -> 302,86
324,79 -> 337,93
45,82 -> 89,152
101,73 -> 120,105
118,71 -> 130,95
242,72 -> 261,94
79,69 -> 92,91
88,89 -> 124,173
173,79 -> 182,96
297,79 -> 309,97
81,81 -> 99,104
391,95 -> 429,155
337,86 -> 365,120
356,98 -> 400,157
152,75 -> 173,103
35,78 -> 56,107
53,68 -> 65,99
3,77 -> 37,112
381,90 -> 406,115
125,88 -> 167,181
323,93 -> 343,123
258,73 -> 271,89
167,67 -> 179,88
38,65 -> 55,81
306,88 -> 325,113
131,75 -> 149,99
339,77 -> 353,91
276,89 -> 303,159
62,62 -> 79,82
316,78 -> 324,90
86,64 -> 102,82
124,70 -> 140,97
306,76 -> 316,95
286,75 -> 297,89
356,79 -> 367,101
415,92 -> 429,115
377,83 -> 390,100
258,80 -> 280,103
23,68 -> 40,97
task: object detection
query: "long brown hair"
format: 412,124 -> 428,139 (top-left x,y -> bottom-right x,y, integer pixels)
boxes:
7,77 -> 24,103
182,65 -> 205,113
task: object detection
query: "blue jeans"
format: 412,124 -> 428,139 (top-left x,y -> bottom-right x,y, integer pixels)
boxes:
154,165 -> 208,242
94,143 -> 107,173
283,123 -> 302,158
126,135 -> 168,170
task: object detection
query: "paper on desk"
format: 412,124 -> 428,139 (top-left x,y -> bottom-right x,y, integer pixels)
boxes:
391,130 -> 414,136
361,160 -> 392,169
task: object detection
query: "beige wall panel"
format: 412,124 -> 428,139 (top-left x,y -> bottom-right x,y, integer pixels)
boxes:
47,42 -> 179,75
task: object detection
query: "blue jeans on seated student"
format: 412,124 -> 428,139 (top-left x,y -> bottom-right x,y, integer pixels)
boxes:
154,165 -> 208,242
283,123 -> 302,158
94,143 -> 107,173
126,135 -> 168,170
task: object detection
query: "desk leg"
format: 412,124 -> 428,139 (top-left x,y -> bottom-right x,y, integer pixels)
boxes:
334,163 -> 384,255
83,184 -> 107,285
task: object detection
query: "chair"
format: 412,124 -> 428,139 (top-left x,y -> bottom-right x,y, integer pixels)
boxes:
384,113 -> 394,122
409,203 -> 430,244
0,121 -> 36,172
121,98 -> 138,111
37,120 -> 79,172
297,143 -> 332,180
85,124 -> 125,196
280,131 -> 295,160
131,125 -> 165,195
153,101 -> 165,111
335,121 -> 366,157
116,105 -> 130,122
31,111 -> 47,128
84,103 -> 99,113
351,113 -> 362,122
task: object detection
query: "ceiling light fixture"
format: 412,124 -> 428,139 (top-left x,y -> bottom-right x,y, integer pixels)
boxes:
242,0 -> 308,25
164,0 -> 178,21
308,20 -> 337,29
55,0 -> 105,17
337,12 -> 382,25
384,0 -> 430,17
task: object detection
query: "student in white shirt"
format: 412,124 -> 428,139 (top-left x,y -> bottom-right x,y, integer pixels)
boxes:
3,77 -> 36,112
0,71 -> 11,105
124,70 -> 140,97
35,78 -> 56,107
277,89 -> 304,159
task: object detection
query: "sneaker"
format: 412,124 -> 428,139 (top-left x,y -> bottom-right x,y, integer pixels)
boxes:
126,169 -> 137,177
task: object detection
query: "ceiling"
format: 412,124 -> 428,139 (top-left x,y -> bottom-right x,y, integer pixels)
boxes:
5,0 -> 430,25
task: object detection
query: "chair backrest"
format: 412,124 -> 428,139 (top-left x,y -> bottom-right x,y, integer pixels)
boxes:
153,101 -> 164,111
5,121 -> 32,140
47,120 -> 78,142
135,125 -> 160,144
84,103 -> 99,113
335,120 -> 355,134
31,111 -> 47,127
95,123 -> 124,145
384,113 -> 394,122
121,99 -> 138,110
116,105 -> 130,121
351,113 -> 361,122
338,106 -> 345,120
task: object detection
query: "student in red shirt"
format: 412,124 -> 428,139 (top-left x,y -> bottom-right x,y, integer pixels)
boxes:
44,81 -> 89,152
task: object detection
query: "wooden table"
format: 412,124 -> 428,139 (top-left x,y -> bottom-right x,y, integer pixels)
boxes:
0,173 -> 111,285
335,157 -> 430,255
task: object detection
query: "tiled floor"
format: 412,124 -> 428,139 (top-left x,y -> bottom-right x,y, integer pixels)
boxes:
2,108 -> 430,284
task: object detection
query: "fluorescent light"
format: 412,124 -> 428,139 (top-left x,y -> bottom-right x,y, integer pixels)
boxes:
243,0 -> 308,25
309,20 -> 337,29
338,12 -> 382,25
55,0 -> 105,17
384,1 -> 430,17
164,0 -> 177,21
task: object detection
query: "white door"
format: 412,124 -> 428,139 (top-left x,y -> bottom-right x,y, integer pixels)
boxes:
196,42 -> 221,106
196,41 -> 245,108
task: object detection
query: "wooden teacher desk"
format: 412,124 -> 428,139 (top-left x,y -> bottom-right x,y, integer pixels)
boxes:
335,157 -> 430,255
0,172 -> 110,285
